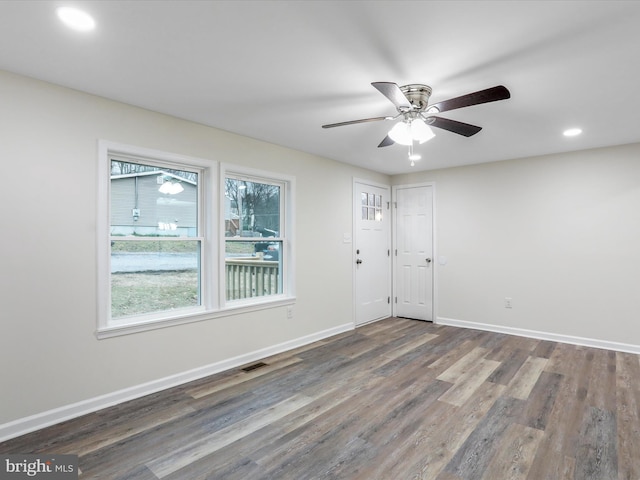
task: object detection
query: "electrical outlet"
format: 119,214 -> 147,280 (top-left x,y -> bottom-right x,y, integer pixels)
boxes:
504,297 -> 513,309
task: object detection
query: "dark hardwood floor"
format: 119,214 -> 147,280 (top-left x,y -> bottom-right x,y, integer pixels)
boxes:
2,317 -> 639,479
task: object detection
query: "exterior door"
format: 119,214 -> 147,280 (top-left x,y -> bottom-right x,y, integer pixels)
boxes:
394,184 -> 433,321
354,181 -> 391,325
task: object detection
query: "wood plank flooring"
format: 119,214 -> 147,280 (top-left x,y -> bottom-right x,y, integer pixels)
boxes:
2,317 -> 640,479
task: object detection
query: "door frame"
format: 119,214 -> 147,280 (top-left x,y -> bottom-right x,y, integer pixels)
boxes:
391,181 -> 437,322
353,178 -> 392,326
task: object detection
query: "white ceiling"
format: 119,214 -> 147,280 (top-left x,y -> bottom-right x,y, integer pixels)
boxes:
2,1 -> 640,175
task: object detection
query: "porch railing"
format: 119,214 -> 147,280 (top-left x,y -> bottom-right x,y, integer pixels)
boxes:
225,258 -> 280,300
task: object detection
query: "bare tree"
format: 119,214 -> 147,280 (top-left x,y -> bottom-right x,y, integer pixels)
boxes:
225,178 -> 280,234
111,160 -> 197,183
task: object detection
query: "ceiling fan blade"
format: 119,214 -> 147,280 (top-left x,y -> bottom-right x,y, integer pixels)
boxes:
428,85 -> 510,113
428,116 -> 482,137
377,135 -> 395,148
322,116 -> 388,129
372,82 -> 411,109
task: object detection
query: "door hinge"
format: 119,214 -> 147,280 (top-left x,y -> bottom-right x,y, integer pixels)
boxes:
395,297 -> 398,303
387,249 -> 390,256
395,249 -> 397,256
387,296 -> 390,304
386,201 -> 390,210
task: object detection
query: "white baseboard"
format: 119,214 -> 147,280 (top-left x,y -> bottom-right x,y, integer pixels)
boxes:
436,317 -> 640,355
0,322 -> 354,443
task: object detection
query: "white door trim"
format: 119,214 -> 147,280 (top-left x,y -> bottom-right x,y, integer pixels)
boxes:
391,181 -> 437,321
353,177 -> 392,326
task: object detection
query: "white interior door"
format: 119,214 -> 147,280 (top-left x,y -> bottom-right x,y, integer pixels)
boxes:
354,181 -> 391,326
394,184 -> 434,321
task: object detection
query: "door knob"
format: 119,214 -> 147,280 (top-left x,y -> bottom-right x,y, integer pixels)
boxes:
426,258 -> 432,263
356,259 -> 363,264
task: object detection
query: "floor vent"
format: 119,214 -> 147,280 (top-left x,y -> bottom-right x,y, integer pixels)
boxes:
241,362 -> 268,372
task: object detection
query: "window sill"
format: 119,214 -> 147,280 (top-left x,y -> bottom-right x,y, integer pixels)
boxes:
96,296 -> 296,339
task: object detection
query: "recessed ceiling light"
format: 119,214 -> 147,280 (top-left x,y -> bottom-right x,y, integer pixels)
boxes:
563,128 -> 582,137
57,6 -> 96,32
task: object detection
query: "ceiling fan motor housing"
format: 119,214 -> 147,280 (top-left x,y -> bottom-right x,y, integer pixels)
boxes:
399,84 -> 432,112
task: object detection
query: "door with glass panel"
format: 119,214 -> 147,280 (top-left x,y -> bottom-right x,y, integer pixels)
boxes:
354,181 -> 391,325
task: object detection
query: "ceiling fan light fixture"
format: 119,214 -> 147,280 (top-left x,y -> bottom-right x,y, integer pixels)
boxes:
388,119 -> 435,146
388,121 -> 413,146
411,119 -> 435,144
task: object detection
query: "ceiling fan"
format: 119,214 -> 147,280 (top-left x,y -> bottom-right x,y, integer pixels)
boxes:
322,82 -> 511,150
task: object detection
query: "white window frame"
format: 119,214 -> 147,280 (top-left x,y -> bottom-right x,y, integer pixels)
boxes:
221,166 -> 295,308
97,141 -> 295,339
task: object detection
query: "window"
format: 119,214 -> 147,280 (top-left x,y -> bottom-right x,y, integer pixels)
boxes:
97,142 -> 294,337
224,175 -> 284,301
361,191 -> 383,221
110,160 -> 202,319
